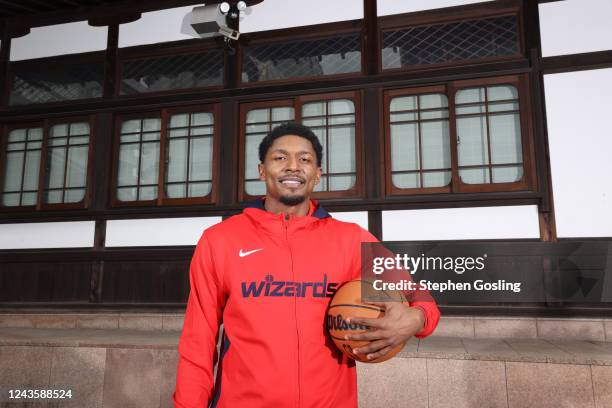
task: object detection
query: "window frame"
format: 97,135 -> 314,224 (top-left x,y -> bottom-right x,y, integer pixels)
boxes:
383,74 -> 536,197
237,20 -> 365,87
384,84 -> 452,195
0,115 -> 96,212
110,104 -> 220,208
378,1 -> 525,74
7,51 -> 106,108
238,91 -> 365,202
116,38 -> 224,98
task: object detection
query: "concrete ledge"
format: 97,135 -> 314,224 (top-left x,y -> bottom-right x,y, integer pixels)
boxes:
2,327 -> 612,408
1,313 -> 611,342
0,327 -> 178,349
2,328 -> 612,366
0,313 -> 184,332
436,315 -> 611,342
400,336 -> 612,366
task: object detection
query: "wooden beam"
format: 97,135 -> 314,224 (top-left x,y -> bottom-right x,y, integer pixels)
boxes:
0,26 -> 10,107
0,0 -> 38,13
542,50 -> 612,74
368,210 -> 382,240
363,0 -> 378,75
362,87 -> 383,199
1,0 -> 201,29
103,23 -> 118,98
1,0 -> 265,30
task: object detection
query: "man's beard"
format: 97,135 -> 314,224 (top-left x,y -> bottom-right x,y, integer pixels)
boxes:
279,194 -> 306,206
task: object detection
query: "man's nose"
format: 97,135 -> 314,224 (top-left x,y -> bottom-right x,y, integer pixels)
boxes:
285,156 -> 299,170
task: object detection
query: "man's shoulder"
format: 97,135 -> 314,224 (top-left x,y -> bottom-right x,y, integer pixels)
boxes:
320,217 -> 378,243
203,212 -> 249,237
319,216 -> 366,236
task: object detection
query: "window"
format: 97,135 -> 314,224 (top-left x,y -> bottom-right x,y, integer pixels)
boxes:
241,33 -> 362,83
45,122 -> 90,204
456,82 -> 523,185
120,48 -> 224,95
10,59 -> 104,106
388,87 -> 451,192
243,102 -> 295,196
239,92 -> 362,201
302,98 -> 357,193
1,118 -> 93,209
384,75 -> 534,195
381,12 -> 522,71
113,106 -> 218,206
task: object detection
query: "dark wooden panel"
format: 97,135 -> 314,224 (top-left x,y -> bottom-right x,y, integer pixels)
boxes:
101,259 -> 190,303
0,261 -> 92,302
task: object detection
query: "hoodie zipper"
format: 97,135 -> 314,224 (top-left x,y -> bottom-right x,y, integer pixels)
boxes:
283,213 -> 301,408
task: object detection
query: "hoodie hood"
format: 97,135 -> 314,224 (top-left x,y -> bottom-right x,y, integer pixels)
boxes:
242,198 -> 331,235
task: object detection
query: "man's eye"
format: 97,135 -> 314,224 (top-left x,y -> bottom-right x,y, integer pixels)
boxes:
300,157 -> 311,163
274,156 -> 285,161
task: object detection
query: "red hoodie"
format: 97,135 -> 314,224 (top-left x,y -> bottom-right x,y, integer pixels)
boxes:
174,199 -> 440,408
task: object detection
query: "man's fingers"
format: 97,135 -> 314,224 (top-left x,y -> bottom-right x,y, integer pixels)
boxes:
364,346 -> 393,361
352,339 -> 389,355
345,330 -> 384,341
346,316 -> 385,328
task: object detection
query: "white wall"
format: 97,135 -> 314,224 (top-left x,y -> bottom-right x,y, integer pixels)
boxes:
10,21 -> 107,61
539,0 -> 612,57
106,217 -> 222,247
544,68 -> 612,238
241,0 -> 363,33
329,211 -> 369,231
382,206 -> 540,241
0,221 -> 95,249
119,6 -> 197,48
377,0 -> 492,16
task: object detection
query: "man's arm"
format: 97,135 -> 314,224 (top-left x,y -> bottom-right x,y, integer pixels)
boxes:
174,232 -> 225,408
346,227 -> 440,359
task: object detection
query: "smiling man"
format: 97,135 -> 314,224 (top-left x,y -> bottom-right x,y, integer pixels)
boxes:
173,123 -> 440,408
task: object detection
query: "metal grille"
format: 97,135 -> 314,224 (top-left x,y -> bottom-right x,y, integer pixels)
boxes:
9,63 -> 103,106
242,34 -> 361,83
121,49 -> 224,95
382,15 -> 520,70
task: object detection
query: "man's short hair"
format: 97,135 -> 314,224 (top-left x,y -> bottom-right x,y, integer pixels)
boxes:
258,122 -> 323,167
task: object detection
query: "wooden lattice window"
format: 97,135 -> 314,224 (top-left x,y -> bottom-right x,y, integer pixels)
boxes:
385,75 -> 534,195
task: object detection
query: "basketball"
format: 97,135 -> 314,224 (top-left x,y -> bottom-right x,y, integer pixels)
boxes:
326,280 -> 406,363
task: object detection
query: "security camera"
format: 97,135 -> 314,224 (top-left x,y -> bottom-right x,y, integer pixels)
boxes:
218,26 -> 240,41
219,2 -> 231,14
185,2 -> 247,41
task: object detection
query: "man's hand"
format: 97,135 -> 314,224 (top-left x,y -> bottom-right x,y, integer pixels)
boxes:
345,303 -> 425,361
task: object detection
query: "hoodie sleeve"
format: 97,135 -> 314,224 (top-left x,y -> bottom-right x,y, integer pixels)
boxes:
354,226 -> 440,339
174,231 -> 226,408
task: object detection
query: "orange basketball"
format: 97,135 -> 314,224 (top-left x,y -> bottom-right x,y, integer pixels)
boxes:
326,280 -> 406,363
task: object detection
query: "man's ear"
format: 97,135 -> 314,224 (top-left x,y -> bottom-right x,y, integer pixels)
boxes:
258,163 -> 265,181
315,166 -> 322,185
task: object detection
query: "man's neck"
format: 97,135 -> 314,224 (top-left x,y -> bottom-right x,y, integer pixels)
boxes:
263,196 -> 311,217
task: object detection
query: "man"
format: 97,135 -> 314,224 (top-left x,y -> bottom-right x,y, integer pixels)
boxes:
173,123 -> 440,408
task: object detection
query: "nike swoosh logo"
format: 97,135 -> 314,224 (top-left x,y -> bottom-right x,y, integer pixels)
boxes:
239,248 -> 263,257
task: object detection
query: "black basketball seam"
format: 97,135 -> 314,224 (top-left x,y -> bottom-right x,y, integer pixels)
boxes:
328,304 -> 384,312
329,333 -> 369,341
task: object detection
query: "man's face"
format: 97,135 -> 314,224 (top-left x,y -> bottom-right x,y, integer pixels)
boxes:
258,134 -> 322,206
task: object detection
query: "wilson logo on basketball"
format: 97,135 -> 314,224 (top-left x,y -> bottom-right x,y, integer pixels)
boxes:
326,314 -> 369,331
241,274 -> 339,298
